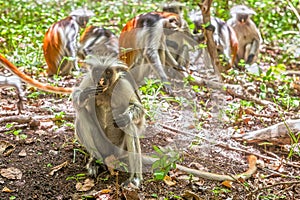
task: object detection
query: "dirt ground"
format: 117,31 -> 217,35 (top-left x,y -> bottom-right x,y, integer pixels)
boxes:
0,63 -> 300,200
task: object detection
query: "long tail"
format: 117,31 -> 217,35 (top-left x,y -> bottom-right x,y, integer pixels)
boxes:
0,54 -> 72,94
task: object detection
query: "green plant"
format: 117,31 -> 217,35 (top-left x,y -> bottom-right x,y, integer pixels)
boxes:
151,145 -> 181,180
66,173 -> 86,182
211,186 -> 231,197
140,78 -> 167,121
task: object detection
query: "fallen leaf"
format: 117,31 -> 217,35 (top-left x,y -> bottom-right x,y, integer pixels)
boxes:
49,161 -> 69,176
76,178 -> 94,192
0,140 -> 15,156
122,186 -> 140,200
182,190 -> 201,200
163,175 -> 176,186
2,186 -> 14,193
0,167 -> 22,180
18,149 -> 27,157
93,189 -> 112,200
222,180 -> 233,188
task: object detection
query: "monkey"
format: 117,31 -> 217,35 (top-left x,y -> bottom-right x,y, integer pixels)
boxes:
78,26 -> 119,60
227,5 -> 261,66
162,3 -> 199,72
0,75 -> 24,113
0,54 -> 72,94
119,11 -> 188,94
72,56 -> 145,188
189,10 -> 238,69
43,8 -> 94,76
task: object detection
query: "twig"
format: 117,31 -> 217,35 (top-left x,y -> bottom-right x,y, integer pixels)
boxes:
248,180 -> 300,198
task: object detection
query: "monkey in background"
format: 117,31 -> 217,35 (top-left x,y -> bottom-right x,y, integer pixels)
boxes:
72,56 -> 145,188
78,26 -> 119,60
162,2 -> 198,72
189,10 -> 238,69
43,8 -> 94,76
227,5 -> 261,66
119,11 -> 187,94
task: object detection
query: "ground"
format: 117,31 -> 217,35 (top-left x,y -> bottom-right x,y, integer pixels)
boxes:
0,63 -> 300,200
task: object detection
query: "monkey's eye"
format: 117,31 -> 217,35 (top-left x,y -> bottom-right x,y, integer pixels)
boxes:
169,18 -> 178,25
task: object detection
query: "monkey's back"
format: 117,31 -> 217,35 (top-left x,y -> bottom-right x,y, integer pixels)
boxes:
43,16 -> 79,75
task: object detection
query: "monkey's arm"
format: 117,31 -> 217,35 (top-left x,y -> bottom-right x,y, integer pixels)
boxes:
246,39 -> 260,64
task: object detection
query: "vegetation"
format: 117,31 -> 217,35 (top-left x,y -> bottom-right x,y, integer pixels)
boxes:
0,0 -> 299,199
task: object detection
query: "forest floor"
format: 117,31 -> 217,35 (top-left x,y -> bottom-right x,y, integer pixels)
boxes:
0,59 -> 300,200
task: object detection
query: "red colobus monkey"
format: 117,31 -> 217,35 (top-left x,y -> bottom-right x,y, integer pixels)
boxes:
227,5 -> 261,66
190,10 -> 238,69
78,26 -> 119,60
119,11 -> 186,94
43,8 -> 94,76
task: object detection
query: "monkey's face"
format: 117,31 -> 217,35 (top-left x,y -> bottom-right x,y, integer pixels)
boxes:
237,14 -> 249,24
91,67 -> 115,93
163,16 -> 181,35
77,16 -> 91,28
90,62 -> 128,94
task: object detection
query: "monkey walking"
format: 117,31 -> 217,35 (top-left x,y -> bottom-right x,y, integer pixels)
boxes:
162,3 -> 199,72
119,11 -> 189,94
227,5 -> 261,66
43,8 -> 94,76
78,26 -> 119,60
72,56 -> 145,188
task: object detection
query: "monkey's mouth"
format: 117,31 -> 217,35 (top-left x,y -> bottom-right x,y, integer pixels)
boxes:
96,78 -> 109,93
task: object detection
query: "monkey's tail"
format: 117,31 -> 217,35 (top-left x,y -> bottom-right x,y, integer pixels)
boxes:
0,54 -> 73,94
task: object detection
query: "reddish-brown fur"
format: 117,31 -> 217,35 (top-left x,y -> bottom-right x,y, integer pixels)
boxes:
43,23 -> 64,75
119,11 -> 180,67
228,26 -> 239,67
0,54 -> 72,94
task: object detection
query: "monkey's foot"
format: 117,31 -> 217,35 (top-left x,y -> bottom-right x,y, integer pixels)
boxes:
86,157 -> 107,177
122,177 -> 142,189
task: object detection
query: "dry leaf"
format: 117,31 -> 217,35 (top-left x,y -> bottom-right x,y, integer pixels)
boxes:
2,186 -> 14,193
0,140 -> 15,156
182,190 -> 202,200
0,167 -> 22,180
18,149 -> 27,157
94,193 -> 110,200
49,161 -> 69,176
222,180 -> 233,188
163,175 -> 176,186
76,178 -> 95,192
93,189 -> 112,196
122,186 -> 140,200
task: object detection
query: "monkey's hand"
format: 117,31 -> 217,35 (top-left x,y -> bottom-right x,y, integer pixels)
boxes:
113,113 -> 131,128
73,87 -> 98,108
114,103 -> 144,128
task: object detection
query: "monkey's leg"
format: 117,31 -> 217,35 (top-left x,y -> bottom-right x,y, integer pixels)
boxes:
246,39 -> 259,64
179,44 -> 190,70
145,48 -> 173,94
163,41 -> 185,72
61,40 -> 79,75
124,125 -> 143,187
